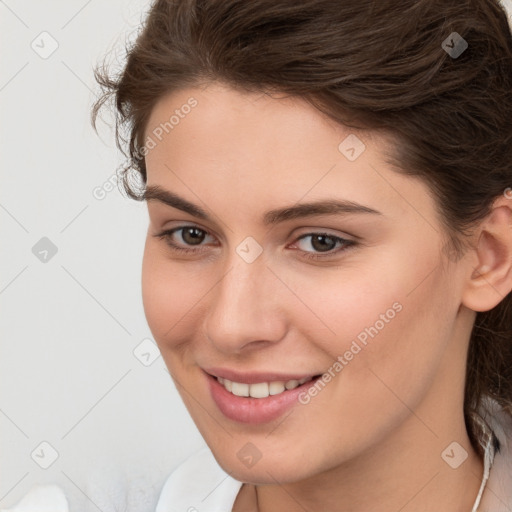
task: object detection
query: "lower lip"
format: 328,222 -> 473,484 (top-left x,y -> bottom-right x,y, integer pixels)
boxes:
206,372 -> 321,424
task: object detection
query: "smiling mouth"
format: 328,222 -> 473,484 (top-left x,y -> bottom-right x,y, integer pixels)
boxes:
213,374 -> 323,399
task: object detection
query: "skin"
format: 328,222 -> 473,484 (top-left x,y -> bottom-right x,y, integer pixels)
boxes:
141,81 -> 512,512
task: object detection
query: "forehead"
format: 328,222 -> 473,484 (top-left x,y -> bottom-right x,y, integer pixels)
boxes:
143,83 -> 436,228
145,83 -> 339,149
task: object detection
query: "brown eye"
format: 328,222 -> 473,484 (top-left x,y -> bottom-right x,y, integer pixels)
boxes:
309,234 -> 337,252
181,227 -> 207,245
293,232 -> 357,261
295,233 -> 347,253
153,225 -> 216,254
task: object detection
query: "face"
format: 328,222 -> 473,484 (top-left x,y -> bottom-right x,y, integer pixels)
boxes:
141,82 -> 471,484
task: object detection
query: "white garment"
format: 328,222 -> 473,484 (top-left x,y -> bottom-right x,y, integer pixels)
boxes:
155,397 -> 512,512
0,485 -> 69,512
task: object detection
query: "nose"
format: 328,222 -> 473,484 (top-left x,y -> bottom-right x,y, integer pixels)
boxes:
203,252 -> 287,354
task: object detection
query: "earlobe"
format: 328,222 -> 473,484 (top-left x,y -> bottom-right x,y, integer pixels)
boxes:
461,198 -> 512,313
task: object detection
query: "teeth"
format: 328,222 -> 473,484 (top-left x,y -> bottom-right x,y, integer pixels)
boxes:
248,382 -> 269,398
285,379 -> 299,389
217,376 -> 314,398
231,382 -> 249,397
269,381 -> 285,395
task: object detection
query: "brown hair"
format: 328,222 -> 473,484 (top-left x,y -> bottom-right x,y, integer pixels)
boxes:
91,0 -> 512,456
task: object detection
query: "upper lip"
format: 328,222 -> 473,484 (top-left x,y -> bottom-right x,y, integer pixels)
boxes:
203,367 -> 321,384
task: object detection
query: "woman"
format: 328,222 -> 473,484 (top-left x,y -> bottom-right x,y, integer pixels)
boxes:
89,0 -> 512,510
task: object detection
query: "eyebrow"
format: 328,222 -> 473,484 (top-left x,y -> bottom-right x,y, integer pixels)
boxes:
142,185 -> 382,225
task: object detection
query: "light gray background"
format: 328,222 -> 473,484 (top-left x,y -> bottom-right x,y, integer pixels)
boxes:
1,1 -> 205,511
1,1 -> 512,511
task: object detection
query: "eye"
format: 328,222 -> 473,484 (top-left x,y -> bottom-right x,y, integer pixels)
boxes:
154,226 -> 216,254
153,226 -> 357,260
292,232 -> 356,260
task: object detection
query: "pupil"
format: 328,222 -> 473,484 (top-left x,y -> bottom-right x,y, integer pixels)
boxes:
183,227 -> 204,245
312,235 -> 335,252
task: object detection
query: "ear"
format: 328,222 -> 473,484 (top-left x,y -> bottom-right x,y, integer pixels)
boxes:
461,193 -> 512,312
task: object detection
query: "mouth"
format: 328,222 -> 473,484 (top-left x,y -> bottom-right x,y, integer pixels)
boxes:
211,373 -> 323,398
204,370 -> 324,424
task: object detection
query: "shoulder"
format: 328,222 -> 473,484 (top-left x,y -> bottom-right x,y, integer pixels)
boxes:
155,446 -> 243,512
478,397 -> 512,511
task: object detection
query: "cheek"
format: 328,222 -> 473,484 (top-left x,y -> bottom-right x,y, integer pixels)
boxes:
283,255 -> 454,460
297,248 -> 451,393
283,257 -> 404,359
141,239 -> 206,345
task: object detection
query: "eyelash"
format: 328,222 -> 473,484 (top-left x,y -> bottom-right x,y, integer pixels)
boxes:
153,226 -> 357,261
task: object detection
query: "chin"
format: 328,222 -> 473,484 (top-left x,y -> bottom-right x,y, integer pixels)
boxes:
211,448 -> 320,485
